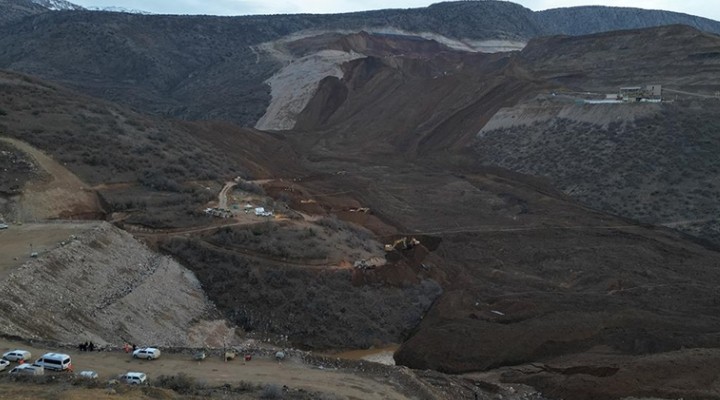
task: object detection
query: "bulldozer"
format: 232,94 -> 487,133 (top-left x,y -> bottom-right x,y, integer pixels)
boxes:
384,236 -> 420,252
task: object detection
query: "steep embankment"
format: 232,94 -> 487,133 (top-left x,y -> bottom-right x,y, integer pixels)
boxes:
0,222 -> 234,347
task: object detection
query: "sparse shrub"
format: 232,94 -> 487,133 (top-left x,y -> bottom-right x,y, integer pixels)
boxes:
237,180 -> 266,195
235,380 -> 258,392
260,384 -> 283,399
154,373 -> 203,394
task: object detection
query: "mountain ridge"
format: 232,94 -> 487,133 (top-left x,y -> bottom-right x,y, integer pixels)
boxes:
1,1 -> 718,126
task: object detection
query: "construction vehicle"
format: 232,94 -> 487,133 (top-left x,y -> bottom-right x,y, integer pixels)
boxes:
384,237 -> 420,252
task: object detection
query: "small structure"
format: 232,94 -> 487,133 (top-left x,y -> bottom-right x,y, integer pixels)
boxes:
619,85 -> 662,102
619,86 -> 644,102
254,207 -> 273,217
205,207 -> 232,219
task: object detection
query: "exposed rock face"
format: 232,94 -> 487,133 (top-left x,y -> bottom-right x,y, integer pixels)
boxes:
0,222 -> 235,347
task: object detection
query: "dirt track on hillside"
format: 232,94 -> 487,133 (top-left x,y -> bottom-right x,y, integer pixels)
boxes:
0,137 -> 102,221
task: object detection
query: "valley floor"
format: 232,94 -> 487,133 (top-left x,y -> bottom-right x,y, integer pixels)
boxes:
0,337 -> 412,399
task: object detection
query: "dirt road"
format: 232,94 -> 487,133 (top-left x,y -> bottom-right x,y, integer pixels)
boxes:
0,137 -> 102,221
218,181 -> 237,210
0,338 -> 412,400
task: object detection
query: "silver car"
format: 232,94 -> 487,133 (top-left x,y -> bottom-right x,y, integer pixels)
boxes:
120,372 -> 147,384
2,350 -> 31,362
132,347 -> 160,360
78,370 -> 98,379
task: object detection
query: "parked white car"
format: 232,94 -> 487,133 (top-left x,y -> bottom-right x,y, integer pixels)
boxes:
0,223 -> 8,229
9,364 -> 44,376
0,359 -> 9,371
120,371 -> 147,385
2,350 -> 31,362
132,347 -> 160,360
78,370 -> 98,379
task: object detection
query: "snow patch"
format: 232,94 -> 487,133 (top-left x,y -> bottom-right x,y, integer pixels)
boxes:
31,0 -> 84,11
87,6 -> 153,14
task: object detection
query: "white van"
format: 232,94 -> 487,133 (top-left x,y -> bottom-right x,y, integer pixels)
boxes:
33,353 -> 72,371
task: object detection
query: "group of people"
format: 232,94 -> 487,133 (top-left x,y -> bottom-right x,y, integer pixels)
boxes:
78,341 -> 95,352
123,343 -> 137,353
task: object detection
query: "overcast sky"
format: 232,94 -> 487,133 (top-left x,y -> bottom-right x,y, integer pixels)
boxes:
70,0 -> 719,21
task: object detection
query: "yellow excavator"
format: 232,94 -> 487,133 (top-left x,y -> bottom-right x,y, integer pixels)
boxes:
384,236 -> 420,252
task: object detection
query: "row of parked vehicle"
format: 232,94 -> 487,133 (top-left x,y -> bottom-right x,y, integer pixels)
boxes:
1,348 -> 155,384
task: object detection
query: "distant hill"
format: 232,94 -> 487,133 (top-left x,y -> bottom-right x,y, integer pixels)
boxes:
0,1 -> 718,125
536,6 -> 720,36
0,0 -> 49,25
0,0 -> 83,25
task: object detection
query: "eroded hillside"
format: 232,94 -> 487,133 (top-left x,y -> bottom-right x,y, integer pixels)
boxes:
0,222 -> 234,347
